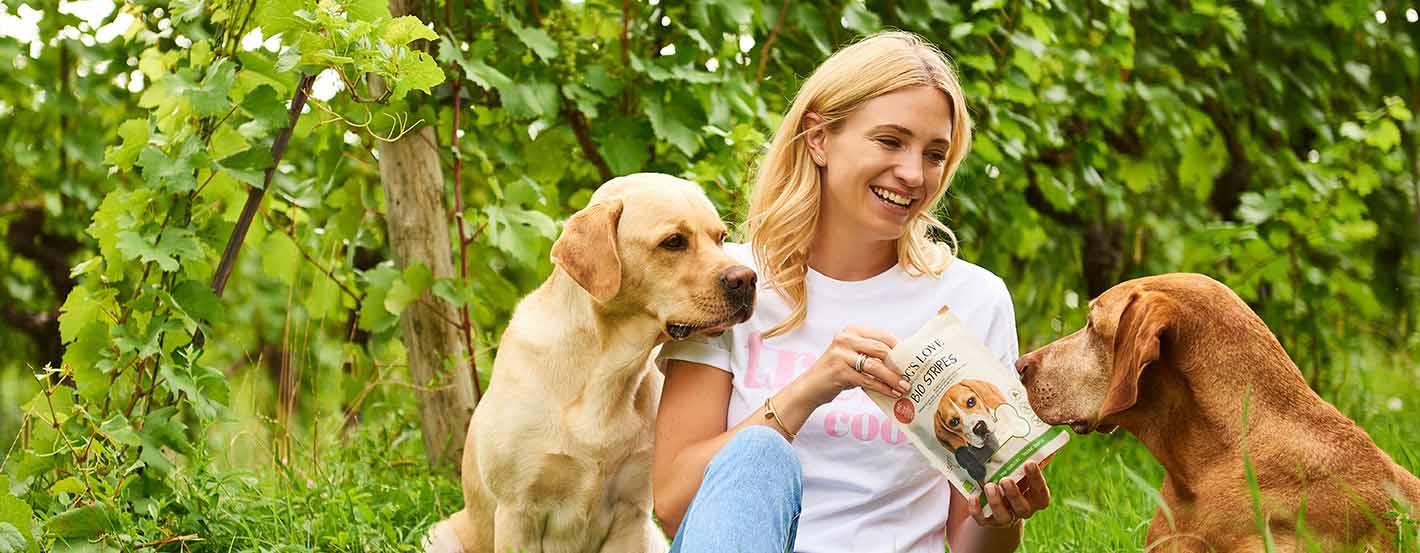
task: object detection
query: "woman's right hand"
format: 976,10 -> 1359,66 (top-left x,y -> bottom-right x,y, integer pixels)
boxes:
791,325 -> 911,407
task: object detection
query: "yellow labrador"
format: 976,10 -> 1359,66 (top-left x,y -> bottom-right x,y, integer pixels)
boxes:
426,173 -> 756,553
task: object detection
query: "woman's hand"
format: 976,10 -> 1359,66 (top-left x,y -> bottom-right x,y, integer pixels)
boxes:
966,461 -> 1052,528
790,325 -> 910,407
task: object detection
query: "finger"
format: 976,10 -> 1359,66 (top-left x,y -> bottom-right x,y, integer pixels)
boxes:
965,491 -> 987,525
1023,462 -> 1051,508
862,357 -> 909,394
1000,478 -> 1033,519
840,333 -> 894,363
984,483 -> 1015,527
849,326 -> 900,350
855,370 -> 901,398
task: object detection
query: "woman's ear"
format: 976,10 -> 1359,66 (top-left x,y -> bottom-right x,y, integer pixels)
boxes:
803,112 -> 828,167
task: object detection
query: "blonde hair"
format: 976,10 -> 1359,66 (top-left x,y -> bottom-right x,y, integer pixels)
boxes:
745,30 -> 973,338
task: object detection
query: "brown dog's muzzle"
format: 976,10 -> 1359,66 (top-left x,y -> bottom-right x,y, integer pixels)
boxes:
719,265 -> 757,309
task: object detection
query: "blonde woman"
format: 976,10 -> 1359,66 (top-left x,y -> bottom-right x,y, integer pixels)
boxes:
652,31 -> 1051,552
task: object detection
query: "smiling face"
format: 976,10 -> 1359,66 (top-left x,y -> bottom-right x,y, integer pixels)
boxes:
806,85 -> 953,243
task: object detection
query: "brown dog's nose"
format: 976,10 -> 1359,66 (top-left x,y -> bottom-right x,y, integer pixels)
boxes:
720,265 -> 757,296
1014,354 -> 1036,381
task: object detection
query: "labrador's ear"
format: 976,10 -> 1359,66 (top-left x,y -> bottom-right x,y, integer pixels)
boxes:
961,379 -> 1007,409
1098,291 -> 1177,420
550,199 -> 623,303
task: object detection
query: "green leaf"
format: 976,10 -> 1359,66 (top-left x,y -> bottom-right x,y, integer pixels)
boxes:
970,0 -> 1004,12
241,85 -> 289,129
48,478 -> 86,496
484,206 -> 558,265
262,231 -> 300,285
0,477 -> 35,553
210,124 -> 251,161
510,23 -> 558,61
383,15 -> 438,45
840,2 -> 882,34
600,118 -> 652,174
256,0 -> 314,36
99,414 -> 143,447
103,119 -> 149,170
389,51 -> 445,101
45,504 -> 119,539
157,347 -> 228,420
1365,120 -> 1400,151
345,0 -> 388,23
358,265 -> 401,332
1118,158 -> 1157,193
66,323 -> 112,403
116,228 -> 202,272
188,58 -> 237,117
172,280 -> 223,324
0,522 -> 25,553
383,262 -> 433,315
59,285 -> 118,344
306,274 -> 342,319
644,93 -> 700,157
137,146 -> 198,193
498,77 -> 559,119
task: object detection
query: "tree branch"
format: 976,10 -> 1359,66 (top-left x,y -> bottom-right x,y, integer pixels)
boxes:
755,0 -> 791,83
211,73 -> 318,298
564,107 -> 614,182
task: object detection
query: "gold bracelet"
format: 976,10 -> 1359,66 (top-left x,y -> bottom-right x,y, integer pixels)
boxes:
763,395 -> 797,441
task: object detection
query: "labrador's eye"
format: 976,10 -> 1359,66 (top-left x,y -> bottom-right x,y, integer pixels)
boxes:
966,397 -> 976,408
717,232 -> 727,245
948,417 -> 960,428
660,234 -> 687,251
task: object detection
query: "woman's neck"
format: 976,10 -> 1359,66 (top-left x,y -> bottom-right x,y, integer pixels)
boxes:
807,223 -> 897,281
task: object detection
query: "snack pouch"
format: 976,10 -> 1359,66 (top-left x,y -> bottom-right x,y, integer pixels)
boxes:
867,305 -> 1068,514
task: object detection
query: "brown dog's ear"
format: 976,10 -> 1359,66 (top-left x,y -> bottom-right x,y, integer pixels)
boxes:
1098,291 -> 1177,420
934,405 -> 966,450
550,199 -> 623,303
962,379 -> 1006,409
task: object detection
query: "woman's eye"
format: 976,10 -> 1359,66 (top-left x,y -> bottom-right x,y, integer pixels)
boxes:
660,234 -> 687,250
926,151 -> 947,165
949,417 -> 960,428
876,137 -> 901,149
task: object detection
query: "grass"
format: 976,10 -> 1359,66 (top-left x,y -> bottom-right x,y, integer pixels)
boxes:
8,355 -> 1416,552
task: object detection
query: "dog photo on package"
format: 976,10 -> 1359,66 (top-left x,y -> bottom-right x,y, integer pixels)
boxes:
868,305 -> 1068,513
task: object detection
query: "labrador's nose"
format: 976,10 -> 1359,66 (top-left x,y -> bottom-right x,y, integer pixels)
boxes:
720,265 -> 757,302
973,420 -> 990,437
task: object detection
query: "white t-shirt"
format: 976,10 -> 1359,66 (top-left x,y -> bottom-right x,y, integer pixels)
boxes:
658,242 -> 1019,553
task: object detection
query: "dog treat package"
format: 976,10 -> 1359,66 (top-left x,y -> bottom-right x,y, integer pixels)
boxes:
867,305 -> 1068,515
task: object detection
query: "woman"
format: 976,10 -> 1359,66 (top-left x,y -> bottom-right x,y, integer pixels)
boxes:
652,31 -> 1051,552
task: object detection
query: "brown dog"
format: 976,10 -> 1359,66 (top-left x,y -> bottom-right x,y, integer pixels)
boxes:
426,174 -> 755,553
1016,273 -> 1420,552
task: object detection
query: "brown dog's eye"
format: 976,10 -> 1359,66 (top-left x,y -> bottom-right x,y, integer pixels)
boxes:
948,417 -> 960,428
660,234 -> 687,251
966,397 -> 976,408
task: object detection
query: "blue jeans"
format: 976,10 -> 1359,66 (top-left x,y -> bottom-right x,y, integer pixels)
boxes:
669,426 -> 804,553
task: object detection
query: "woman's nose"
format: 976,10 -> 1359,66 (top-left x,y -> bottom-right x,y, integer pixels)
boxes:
893,155 -> 925,189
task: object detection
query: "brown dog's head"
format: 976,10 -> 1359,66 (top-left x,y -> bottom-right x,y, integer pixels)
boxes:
933,379 -> 1007,450
550,173 -> 755,340
1013,273 -> 1248,435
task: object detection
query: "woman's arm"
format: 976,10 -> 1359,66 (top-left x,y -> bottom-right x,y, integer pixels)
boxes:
653,327 -> 912,534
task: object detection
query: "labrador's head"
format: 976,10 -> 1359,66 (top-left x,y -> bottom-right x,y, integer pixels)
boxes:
934,379 -> 1007,450
550,173 -> 755,340
1014,274 -> 1227,435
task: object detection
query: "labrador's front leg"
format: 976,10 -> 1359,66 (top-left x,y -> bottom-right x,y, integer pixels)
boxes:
493,505 -> 543,553
597,505 -> 668,553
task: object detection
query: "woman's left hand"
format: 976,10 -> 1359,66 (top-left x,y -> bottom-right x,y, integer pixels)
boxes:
966,461 -> 1051,528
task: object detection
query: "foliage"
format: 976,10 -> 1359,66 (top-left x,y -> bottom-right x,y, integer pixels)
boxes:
0,0 -> 1418,550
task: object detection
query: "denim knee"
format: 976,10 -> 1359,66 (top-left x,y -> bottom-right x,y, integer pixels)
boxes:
706,426 -> 803,501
